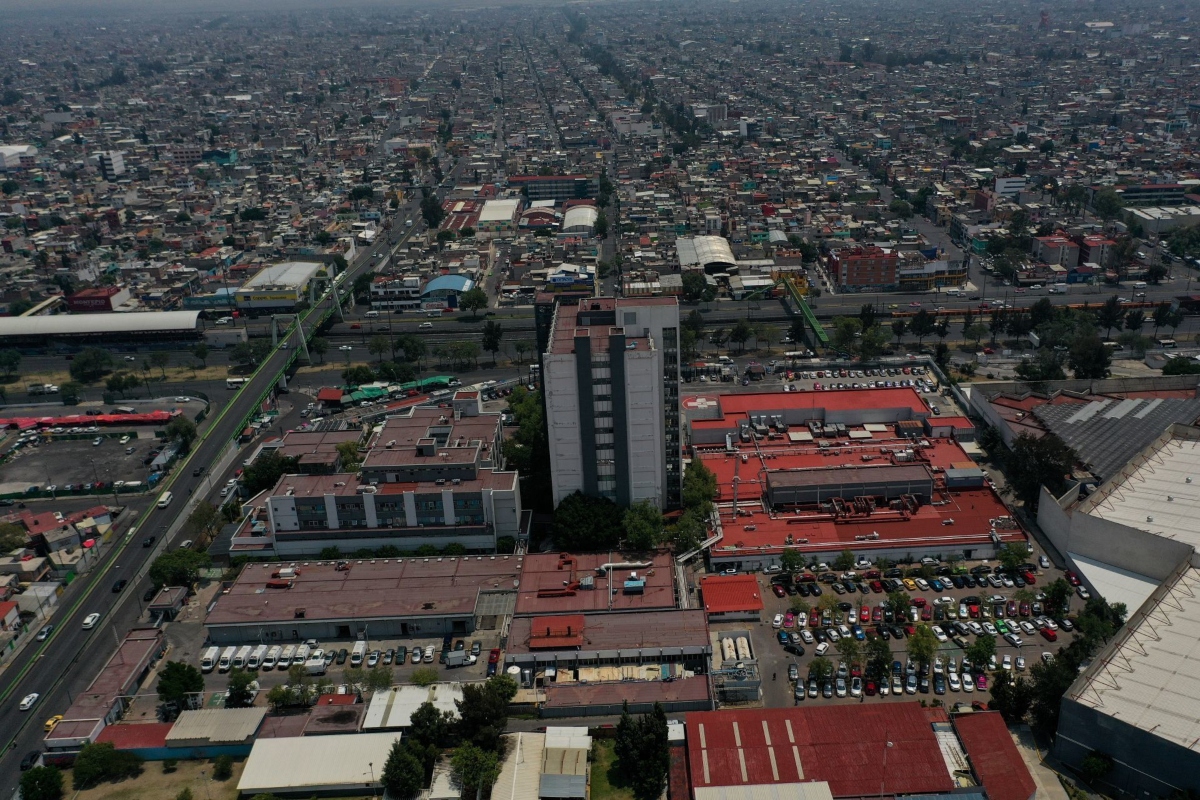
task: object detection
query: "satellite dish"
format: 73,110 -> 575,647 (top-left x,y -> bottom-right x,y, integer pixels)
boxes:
513,579 -> 520,588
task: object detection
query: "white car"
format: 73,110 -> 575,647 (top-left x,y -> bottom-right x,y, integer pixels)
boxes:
799,630 -> 814,645
1002,655 -> 1013,671
772,614 -> 784,629
82,612 -> 100,630
930,625 -> 948,642
1015,656 -> 1026,672
174,396 -> 191,402
961,673 -> 974,693
339,345 -> 353,351
948,672 -> 961,692
19,693 -> 39,711
814,642 -> 830,657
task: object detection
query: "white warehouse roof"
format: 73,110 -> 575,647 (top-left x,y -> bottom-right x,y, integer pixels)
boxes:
677,235 -> 736,270
479,198 -> 521,223
0,310 -> 201,337
238,732 -> 400,795
241,261 -> 323,291
561,205 -> 599,231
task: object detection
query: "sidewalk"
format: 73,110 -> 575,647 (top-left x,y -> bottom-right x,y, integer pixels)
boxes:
1012,724 -> 1070,800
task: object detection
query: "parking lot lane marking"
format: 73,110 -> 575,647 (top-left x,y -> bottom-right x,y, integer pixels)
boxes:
701,749 -> 710,784
762,719 -> 771,746
785,718 -> 795,743
699,722 -> 706,749
793,746 -> 805,779
732,720 -> 741,747
768,745 -> 780,781
738,746 -> 748,782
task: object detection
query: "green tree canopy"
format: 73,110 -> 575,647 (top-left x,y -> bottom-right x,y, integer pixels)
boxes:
1005,432 -> 1077,508
553,491 -> 625,551
458,287 -> 489,318
69,347 -> 114,383
623,501 -> 662,551
20,766 -> 64,800
157,661 -> 204,709
148,549 -> 211,588
381,740 -> 424,799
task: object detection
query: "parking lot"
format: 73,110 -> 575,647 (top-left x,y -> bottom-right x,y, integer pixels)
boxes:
684,364 -> 956,415
717,549 -> 1081,710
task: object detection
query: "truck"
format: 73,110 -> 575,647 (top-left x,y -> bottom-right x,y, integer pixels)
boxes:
247,644 -> 268,670
218,646 -> 237,673
304,649 -> 327,675
232,645 -> 252,669
278,644 -> 296,670
294,644 -> 311,666
350,640 -> 368,667
445,651 -> 478,668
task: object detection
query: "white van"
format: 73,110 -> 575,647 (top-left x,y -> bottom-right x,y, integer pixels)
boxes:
200,646 -> 220,674
157,491 -> 173,509
262,645 -> 282,670
232,645 -> 252,669
218,646 -> 237,673
1133,281 -> 1147,289
365,310 -> 379,319
247,644 -> 268,670
278,644 -> 296,670
351,640 -> 368,667
294,644 -> 311,665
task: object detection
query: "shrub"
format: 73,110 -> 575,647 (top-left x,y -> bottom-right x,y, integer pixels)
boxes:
213,754 -> 234,780
162,758 -> 178,773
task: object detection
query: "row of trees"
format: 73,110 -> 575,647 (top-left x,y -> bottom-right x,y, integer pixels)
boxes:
613,703 -> 671,800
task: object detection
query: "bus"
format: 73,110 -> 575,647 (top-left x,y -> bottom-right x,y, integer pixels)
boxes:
1158,338 -> 1177,349
226,378 -> 248,389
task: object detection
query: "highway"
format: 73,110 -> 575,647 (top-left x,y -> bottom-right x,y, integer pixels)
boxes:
0,191 -> 424,789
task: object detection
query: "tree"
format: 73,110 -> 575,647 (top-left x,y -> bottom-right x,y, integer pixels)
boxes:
1092,188 -> 1124,220
1006,432 -> 1076,508
148,549 -> 211,588
184,501 -> 221,541
780,549 -> 804,574
0,348 -> 20,378
396,333 -> 426,369
20,767 -> 64,800
166,416 -> 198,452
225,668 -> 256,708
1080,750 -> 1114,786
1096,295 -> 1124,339
0,521 -> 27,552
241,451 -> 300,495
451,744 -> 500,797
72,743 -> 143,790
411,667 -> 438,686
907,624 -> 938,667
831,317 -> 861,356
191,342 -> 209,368
834,635 -> 861,666
212,754 -> 234,781
409,701 -> 454,751
997,543 -> 1027,573
458,287 -> 489,318
1044,578 -> 1073,617
888,199 -> 912,218
69,347 -> 114,383
1162,357 -> 1200,376
366,335 -> 389,363
553,491 -> 624,552
367,664 -> 394,692
965,635 -> 996,670
682,460 -> 717,516
624,500 -> 661,551
336,440 -> 362,471
614,703 -> 670,800
808,656 -> 834,682
833,549 -> 855,571
309,337 -> 328,363
858,303 -> 878,331
909,310 -> 936,347
481,321 -> 503,366
343,365 -> 375,385
886,590 -> 912,617
891,319 -> 907,345
381,740 -> 424,799
594,210 -> 609,238
729,319 -> 753,352
1015,350 -> 1066,383
989,670 -> 1034,723
150,351 -> 170,378
681,271 -> 709,303
858,324 -> 888,362
157,662 -> 204,710
865,635 -> 892,680
456,674 -> 517,752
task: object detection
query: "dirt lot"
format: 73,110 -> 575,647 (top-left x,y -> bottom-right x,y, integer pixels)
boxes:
66,758 -> 244,800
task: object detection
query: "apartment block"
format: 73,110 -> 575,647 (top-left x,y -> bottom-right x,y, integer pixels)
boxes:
543,296 -> 681,509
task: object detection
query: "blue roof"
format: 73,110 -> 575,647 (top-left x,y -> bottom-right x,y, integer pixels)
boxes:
421,275 -> 475,295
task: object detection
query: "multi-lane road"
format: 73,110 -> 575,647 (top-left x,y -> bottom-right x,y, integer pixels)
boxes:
0,192 -> 425,789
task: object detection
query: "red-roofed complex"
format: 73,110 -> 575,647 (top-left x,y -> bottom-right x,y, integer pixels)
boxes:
514,552 -> 676,615
527,614 -> 586,649
698,574 -> 763,621
686,704 -> 955,797
686,388 -> 1021,571
955,712 -> 1037,800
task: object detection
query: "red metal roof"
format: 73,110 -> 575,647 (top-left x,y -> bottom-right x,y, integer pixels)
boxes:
316,388 -> 344,402
686,703 -> 954,797
954,712 -> 1037,800
698,575 -> 763,614
96,722 -> 172,750
528,614 -> 586,648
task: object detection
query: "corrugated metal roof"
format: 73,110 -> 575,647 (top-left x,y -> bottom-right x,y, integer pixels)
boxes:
238,732 -> 400,793
544,727 -> 591,751
0,310 -> 201,337
693,782 -> 836,800
165,708 -> 266,744
541,746 -> 588,776
699,574 -> 764,614
493,732 -> 545,800
954,713 -> 1037,800
539,774 -> 587,798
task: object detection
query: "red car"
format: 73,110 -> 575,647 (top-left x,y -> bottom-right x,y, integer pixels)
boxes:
872,606 -> 883,623
772,584 -> 786,598
860,606 -> 870,623
869,580 -> 884,593
921,605 -> 933,621
1019,602 -> 1031,617
809,609 -> 821,628
349,323 -> 361,329
1023,570 -> 1037,585
488,648 -> 501,664
912,597 -> 927,608
1065,570 -> 1082,587
1041,627 -> 1058,642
